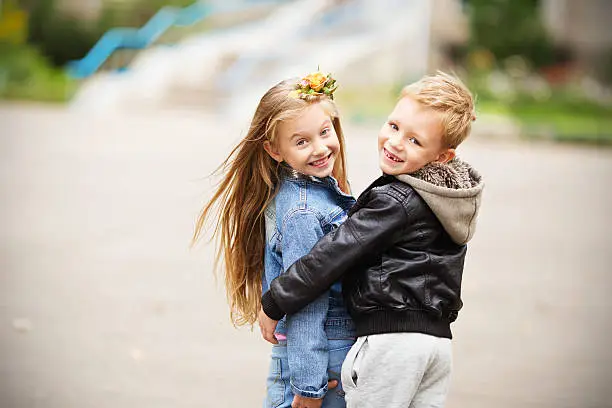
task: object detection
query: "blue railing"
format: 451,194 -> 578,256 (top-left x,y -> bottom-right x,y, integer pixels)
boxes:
67,2 -> 213,79
67,1 -> 278,79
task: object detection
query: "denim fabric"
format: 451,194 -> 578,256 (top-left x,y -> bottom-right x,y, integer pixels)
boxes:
263,339 -> 354,408
262,169 -> 356,400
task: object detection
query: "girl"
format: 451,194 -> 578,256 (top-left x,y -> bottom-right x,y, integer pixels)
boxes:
193,72 -> 356,408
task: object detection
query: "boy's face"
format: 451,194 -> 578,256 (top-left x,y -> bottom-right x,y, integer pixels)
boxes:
378,96 -> 455,175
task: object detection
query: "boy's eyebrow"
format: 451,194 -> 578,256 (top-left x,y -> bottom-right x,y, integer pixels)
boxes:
388,113 -> 402,123
387,115 -> 404,127
387,117 -> 426,141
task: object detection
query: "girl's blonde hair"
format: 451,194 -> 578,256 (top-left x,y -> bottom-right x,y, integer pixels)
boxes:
193,78 -> 350,326
401,71 -> 475,148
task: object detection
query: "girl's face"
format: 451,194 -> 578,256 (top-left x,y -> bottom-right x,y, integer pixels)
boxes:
265,103 -> 340,178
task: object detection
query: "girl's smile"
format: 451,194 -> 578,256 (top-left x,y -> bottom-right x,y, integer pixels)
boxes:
265,103 -> 340,179
309,152 -> 333,168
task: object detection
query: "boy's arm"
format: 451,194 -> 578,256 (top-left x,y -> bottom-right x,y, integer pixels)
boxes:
262,189 -> 409,320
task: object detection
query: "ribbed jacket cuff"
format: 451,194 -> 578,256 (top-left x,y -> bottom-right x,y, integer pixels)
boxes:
261,291 -> 285,321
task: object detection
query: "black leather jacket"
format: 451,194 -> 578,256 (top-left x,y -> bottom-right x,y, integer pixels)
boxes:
262,174 -> 468,339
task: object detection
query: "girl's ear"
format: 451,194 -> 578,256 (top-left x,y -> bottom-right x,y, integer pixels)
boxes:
435,148 -> 456,164
263,141 -> 283,163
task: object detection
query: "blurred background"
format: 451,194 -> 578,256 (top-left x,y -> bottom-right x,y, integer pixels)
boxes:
1,0 -> 611,407
1,0 -> 611,138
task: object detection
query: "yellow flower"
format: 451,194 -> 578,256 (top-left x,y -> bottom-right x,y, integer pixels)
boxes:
304,72 -> 328,92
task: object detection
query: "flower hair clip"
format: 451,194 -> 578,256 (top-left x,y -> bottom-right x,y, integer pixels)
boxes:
290,71 -> 338,100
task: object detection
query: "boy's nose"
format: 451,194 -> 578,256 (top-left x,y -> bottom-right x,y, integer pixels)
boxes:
388,133 -> 403,150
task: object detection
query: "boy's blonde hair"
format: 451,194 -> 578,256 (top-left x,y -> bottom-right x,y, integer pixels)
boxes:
401,71 -> 475,148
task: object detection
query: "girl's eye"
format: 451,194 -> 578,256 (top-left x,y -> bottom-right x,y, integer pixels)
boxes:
296,139 -> 307,146
389,122 -> 399,131
408,137 -> 420,146
321,128 -> 330,136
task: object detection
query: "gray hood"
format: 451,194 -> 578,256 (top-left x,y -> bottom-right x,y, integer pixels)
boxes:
395,158 -> 484,245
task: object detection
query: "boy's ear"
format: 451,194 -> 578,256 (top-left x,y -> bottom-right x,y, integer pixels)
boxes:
435,148 -> 456,164
263,141 -> 283,162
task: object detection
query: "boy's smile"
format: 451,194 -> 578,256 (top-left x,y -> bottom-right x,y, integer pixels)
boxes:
383,148 -> 404,163
378,96 -> 454,175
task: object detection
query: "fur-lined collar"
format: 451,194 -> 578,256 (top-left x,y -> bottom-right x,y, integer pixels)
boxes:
395,157 -> 484,245
409,158 -> 479,189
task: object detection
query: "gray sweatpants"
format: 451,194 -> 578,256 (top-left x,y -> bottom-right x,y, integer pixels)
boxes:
340,333 -> 452,408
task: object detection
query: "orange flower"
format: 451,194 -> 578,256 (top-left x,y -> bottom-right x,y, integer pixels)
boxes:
304,72 -> 328,92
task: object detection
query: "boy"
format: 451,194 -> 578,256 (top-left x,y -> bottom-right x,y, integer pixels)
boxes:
259,72 -> 484,408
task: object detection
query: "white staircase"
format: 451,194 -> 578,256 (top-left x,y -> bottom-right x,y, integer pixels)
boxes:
70,0 -> 432,117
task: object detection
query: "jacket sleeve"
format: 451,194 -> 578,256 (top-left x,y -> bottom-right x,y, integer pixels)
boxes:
281,209 -> 331,399
261,189 -> 409,320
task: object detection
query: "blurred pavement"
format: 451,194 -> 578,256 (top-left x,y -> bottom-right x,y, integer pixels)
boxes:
1,104 -> 611,407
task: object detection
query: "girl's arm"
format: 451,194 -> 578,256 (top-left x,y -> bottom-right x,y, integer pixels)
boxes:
281,209 -> 331,400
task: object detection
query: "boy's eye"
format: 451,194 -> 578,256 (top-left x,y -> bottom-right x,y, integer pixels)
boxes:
296,139 -> 307,146
389,122 -> 399,131
408,137 -> 420,146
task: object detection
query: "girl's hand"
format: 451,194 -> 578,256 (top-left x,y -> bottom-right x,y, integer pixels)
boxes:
291,381 -> 337,408
292,395 -> 323,408
258,308 -> 279,344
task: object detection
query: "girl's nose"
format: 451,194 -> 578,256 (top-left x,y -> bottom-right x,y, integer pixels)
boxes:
313,142 -> 328,156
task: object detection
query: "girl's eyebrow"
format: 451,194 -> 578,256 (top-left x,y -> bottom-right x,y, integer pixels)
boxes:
318,119 -> 332,130
291,119 -> 332,138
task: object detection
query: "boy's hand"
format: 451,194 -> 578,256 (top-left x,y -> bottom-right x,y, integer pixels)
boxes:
258,308 -> 279,344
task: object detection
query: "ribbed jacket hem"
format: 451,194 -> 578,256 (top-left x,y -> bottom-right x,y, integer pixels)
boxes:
353,310 -> 453,339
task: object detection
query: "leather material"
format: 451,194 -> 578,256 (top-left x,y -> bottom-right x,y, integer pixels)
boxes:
265,174 -> 467,338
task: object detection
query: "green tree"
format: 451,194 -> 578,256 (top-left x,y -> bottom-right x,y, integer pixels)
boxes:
467,0 -> 555,68
26,0 -> 99,67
